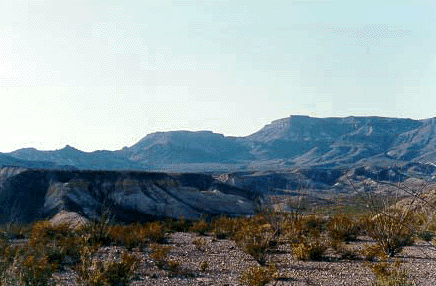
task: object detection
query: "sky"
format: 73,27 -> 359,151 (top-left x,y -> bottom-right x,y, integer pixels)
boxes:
0,0 -> 435,152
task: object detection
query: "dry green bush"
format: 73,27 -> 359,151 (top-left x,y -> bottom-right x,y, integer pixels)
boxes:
0,220 -> 87,286
212,215 -> 239,239
361,244 -> 387,262
189,219 -> 212,235
360,210 -> 417,257
282,215 -> 326,243
327,213 -> 361,243
292,238 -> 328,261
107,221 -> 165,250
77,247 -> 140,286
199,261 -> 208,271
192,237 -> 207,252
370,259 -> 413,286
149,243 -> 172,269
78,212 -> 114,247
238,263 -> 278,286
19,249 -> 59,286
233,216 -> 276,265
164,215 -> 191,233
141,221 -> 166,244
29,220 -> 85,266
107,224 -> 142,250
0,223 -> 31,240
0,238 -> 18,276
329,239 -> 358,260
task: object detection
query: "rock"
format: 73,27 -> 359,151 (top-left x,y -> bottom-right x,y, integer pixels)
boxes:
49,211 -> 90,230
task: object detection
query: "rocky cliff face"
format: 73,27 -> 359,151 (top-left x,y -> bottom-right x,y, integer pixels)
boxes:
0,167 -> 261,224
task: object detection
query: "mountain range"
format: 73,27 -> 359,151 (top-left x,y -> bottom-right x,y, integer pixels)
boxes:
4,115 -> 436,172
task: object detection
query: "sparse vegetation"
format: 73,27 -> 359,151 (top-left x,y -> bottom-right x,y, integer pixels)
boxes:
327,213 -> 361,243
238,263 -> 278,286
149,243 -> 172,269
77,247 -> 140,286
292,238 -> 328,261
189,219 -> 212,235
2,176 -> 436,285
370,259 -> 413,286
360,207 -> 418,257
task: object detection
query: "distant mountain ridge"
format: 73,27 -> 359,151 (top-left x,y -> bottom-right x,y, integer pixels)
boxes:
5,115 -> 436,172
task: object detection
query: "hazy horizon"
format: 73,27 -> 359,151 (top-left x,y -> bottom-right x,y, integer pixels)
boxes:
1,1 -> 435,152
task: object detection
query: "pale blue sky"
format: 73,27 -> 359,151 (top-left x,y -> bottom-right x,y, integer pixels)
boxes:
0,0 -> 435,152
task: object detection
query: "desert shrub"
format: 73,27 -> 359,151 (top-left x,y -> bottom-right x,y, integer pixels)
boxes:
416,214 -> 436,242
370,259 -> 413,286
238,263 -> 278,286
141,221 -> 166,244
167,260 -> 180,276
327,213 -> 361,242
282,214 -> 326,242
212,215 -> 239,239
0,239 -> 13,273
107,225 -> 139,250
192,237 -> 207,252
361,244 -> 386,262
0,220 -> 86,286
0,223 -> 31,240
199,261 -> 208,271
164,215 -> 191,233
29,220 -> 84,266
107,221 -> 165,249
189,219 -> 212,235
329,239 -> 358,260
77,247 -> 140,286
232,217 -> 275,265
258,203 -> 287,239
19,249 -> 59,286
3,244 -> 59,286
418,230 -> 434,242
292,238 -> 328,261
79,211 -> 114,247
360,210 -> 416,257
149,243 -> 172,269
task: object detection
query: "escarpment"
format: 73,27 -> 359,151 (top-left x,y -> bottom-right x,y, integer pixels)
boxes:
0,167 -> 261,224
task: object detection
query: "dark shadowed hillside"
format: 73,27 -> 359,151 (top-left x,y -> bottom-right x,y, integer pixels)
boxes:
0,167 -> 261,224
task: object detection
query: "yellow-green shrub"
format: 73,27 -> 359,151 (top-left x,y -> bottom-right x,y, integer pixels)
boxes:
141,221 -> 166,244
189,219 -> 212,235
233,218 -> 275,265
360,210 -> 416,257
77,247 -> 140,286
192,237 -> 207,252
149,243 -> 172,269
238,263 -> 278,286
327,213 -> 360,242
292,238 -> 327,261
212,216 -> 239,239
370,259 -> 413,286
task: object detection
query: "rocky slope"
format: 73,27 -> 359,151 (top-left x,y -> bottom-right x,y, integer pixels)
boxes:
0,167 -> 261,224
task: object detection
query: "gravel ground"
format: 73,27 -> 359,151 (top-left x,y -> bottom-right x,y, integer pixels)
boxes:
49,232 -> 436,286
